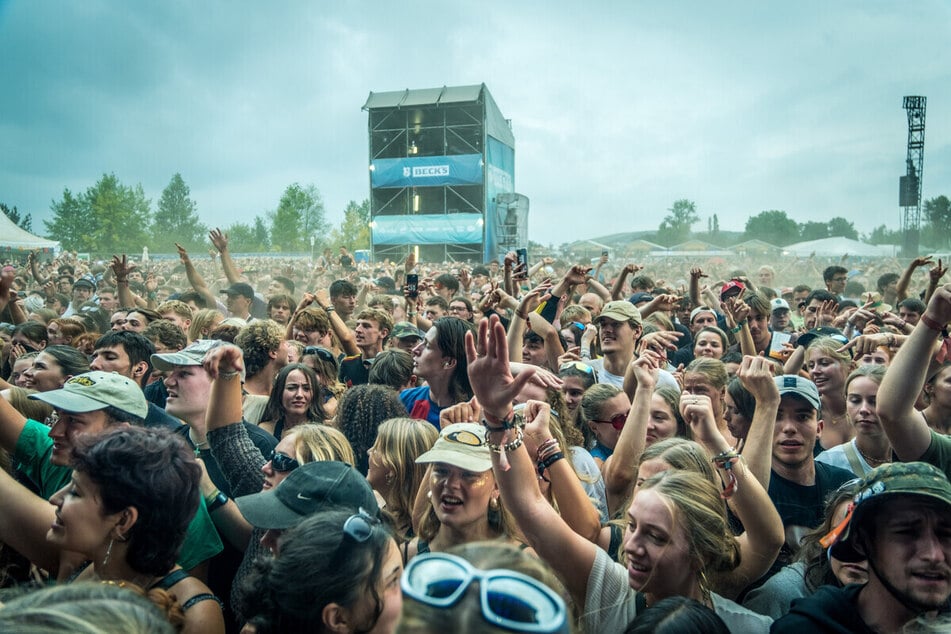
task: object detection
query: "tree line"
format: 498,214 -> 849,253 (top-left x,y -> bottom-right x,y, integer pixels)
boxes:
3,173 -> 371,256
650,198 -> 951,248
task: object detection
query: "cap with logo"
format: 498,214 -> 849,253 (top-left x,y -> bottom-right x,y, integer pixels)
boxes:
151,339 -> 229,372
416,423 -> 492,473
29,371 -> 148,419
220,282 -> 254,299
823,462 -> 951,563
773,375 -> 821,411
770,298 -> 790,313
594,300 -> 642,326
391,322 -> 426,341
235,461 -> 379,530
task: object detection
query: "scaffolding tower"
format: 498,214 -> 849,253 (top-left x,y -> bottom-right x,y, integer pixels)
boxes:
900,96 -> 926,257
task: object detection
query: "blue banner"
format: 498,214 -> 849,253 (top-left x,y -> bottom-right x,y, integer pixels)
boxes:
371,154 -> 484,188
372,214 -> 483,245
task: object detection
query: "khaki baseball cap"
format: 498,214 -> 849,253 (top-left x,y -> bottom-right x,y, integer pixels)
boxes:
29,371 -> 148,419
416,423 -> 492,473
594,300 -> 642,326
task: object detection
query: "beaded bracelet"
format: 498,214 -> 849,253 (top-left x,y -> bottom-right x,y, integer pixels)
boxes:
486,428 -> 523,454
711,449 -> 741,499
536,452 -> 565,482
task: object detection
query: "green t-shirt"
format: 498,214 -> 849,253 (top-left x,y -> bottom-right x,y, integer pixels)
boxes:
920,430 -> 951,479
13,419 -> 222,571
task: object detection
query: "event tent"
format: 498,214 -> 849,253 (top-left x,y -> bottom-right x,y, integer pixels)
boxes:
0,211 -> 59,254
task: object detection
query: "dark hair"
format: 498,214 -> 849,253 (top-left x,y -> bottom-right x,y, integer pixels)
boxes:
271,276 -> 295,295
94,331 -> 156,385
876,273 -> 899,293
804,289 -> 837,306
726,376 -> 756,422
624,596 -> 729,634
262,364 -> 327,426
368,349 -> 416,391
142,320 -> 187,354
337,384 -> 408,475
434,273 -> 459,294
433,316 -> 476,404
13,321 -> 49,348
898,297 -> 926,314
176,290 -> 209,309
240,510 -> 394,634
424,295 -> 449,311
126,308 -> 161,325
71,427 -> 200,575
822,266 -> 848,283
798,483 -> 860,592
41,344 -> 91,378
329,279 -> 357,299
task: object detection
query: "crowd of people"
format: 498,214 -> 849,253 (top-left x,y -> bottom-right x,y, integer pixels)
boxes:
0,232 -> 950,633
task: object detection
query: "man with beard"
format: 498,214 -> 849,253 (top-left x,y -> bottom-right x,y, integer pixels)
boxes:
775,462 -> 951,633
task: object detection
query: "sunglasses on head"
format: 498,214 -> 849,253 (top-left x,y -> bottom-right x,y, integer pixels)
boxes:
559,361 -> 594,375
267,450 -> 300,472
592,410 -> 628,431
342,508 -> 381,544
303,346 -> 335,363
402,553 -> 568,634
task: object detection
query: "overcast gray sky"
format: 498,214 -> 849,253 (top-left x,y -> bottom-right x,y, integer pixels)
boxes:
1,1 -> 949,248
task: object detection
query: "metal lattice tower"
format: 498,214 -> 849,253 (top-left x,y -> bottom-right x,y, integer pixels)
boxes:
900,96 -> 926,257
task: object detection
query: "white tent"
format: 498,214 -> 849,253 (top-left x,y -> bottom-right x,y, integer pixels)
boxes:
781,237 -> 898,258
0,211 -> 59,252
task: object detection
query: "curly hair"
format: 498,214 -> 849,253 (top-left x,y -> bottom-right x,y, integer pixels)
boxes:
336,384 -> 408,475
70,428 -> 200,576
235,319 -> 285,378
142,320 -> 187,354
261,364 -> 328,429
290,307 -> 331,336
240,510 -> 394,634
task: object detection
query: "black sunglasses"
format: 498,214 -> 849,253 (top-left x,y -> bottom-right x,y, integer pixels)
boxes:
342,508 -> 381,544
268,450 -> 300,473
303,346 -> 336,364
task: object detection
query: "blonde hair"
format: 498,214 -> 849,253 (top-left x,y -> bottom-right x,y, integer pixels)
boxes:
807,336 -> 852,367
372,417 -> 439,537
289,424 -> 356,466
187,309 -> 223,342
639,470 -> 741,580
684,357 -> 729,391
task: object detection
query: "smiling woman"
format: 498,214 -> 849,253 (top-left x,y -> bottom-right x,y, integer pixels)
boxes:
21,345 -> 90,393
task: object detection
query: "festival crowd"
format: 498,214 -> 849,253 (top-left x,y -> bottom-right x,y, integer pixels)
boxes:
0,231 -> 950,633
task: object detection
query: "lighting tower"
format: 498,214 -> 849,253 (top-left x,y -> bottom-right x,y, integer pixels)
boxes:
900,96 -> 926,257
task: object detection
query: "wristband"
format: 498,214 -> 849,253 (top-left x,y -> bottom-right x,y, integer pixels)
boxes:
323,306 -> 335,313
729,320 -> 747,335
206,491 -> 229,513
483,410 -> 516,432
536,452 -> 565,481
535,438 -> 559,461
920,313 -> 947,335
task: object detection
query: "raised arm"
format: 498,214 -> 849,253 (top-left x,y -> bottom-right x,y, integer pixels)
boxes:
467,315 -> 597,607
0,469 -> 59,572
111,255 -> 146,309
0,266 -> 26,325
688,267 -> 707,308
209,228 -> 241,284
736,356 -> 780,488
896,255 -> 932,302
526,311 -> 565,370
611,263 -> 642,301
679,393 -> 784,599
27,251 -> 50,286
603,352 -> 661,515
313,289 -> 358,356
877,283 -> 951,460
176,244 -> 218,309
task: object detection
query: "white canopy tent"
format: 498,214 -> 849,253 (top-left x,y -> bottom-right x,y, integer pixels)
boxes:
0,211 -> 59,254
781,237 -> 898,258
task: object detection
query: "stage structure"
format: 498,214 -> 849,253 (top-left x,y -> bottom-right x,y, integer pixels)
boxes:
363,84 -> 527,263
900,96 -> 926,257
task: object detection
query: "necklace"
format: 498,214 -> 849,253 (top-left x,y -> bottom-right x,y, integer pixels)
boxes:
855,441 -> 891,466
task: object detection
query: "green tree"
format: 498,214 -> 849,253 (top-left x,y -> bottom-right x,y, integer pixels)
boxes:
270,183 -> 327,252
866,224 -> 902,245
799,221 -> 829,242
924,195 -> 951,248
330,199 -> 371,251
151,173 -> 206,252
744,210 -> 799,246
83,174 -> 151,255
225,214 -> 271,252
656,199 -> 699,246
1,203 -> 32,232
45,188 -> 96,252
827,217 -> 858,239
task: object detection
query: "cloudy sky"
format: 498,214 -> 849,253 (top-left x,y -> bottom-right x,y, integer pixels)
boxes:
1,1 -> 949,248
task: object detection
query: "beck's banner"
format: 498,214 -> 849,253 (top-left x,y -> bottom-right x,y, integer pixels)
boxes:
371,154 -> 484,188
